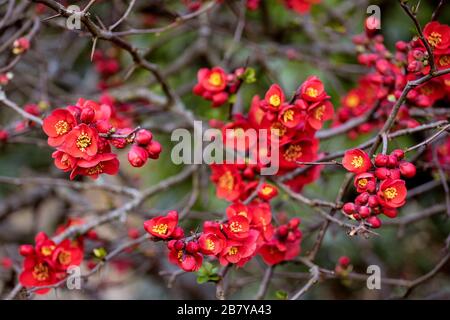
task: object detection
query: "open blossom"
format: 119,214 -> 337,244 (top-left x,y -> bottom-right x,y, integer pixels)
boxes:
377,179 -> 407,208
342,149 -> 372,174
42,109 -> 77,147
144,211 -> 179,239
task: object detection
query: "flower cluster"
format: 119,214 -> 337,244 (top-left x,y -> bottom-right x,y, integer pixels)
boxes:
247,0 -> 321,14
143,203 -> 303,272
209,76 -> 332,200
18,231 -> 84,294
193,67 -> 246,107
341,148 -> 416,228
334,20 -> 450,139
42,97 -> 161,180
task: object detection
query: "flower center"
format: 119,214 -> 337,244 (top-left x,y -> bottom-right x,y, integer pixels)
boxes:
269,94 -> 281,107
206,239 -> 215,251
314,105 -> 325,120
282,109 -> 294,123
284,144 -> 302,162
358,178 -> 368,188
229,221 -> 243,233
58,250 -> 72,265
346,94 -> 360,108
208,72 -> 223,87
55,120 -> 69,135
229,247 -> 238,255
384,187 -> 398,200
351,156 -> 364,168
87,163 -> 104,175
261,186 -> 273,196
32,263 -> 49,281
152,223 -> 168,235
270,122 -> 286,137
41,245 -> 55,257
428,32 -> 442,47
306,87 -> 319,98
218,171 -> 234,191
76,133 -> 91,151
439,55 -> 450,67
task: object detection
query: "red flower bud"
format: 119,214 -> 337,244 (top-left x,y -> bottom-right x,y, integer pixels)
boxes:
167,240 -> 177,250
135,129 -> 153,146
374,154 -> 388,167
338,256 -> 350,268
186,242 -> 199,254
174,240 -> 185,251
128,145 -> 148,167
277,225 -> 289,237
355,192 -> 369,205
358,206 -> 371,218
382,207 -> 397,218
389,169 -> 401,180
399,161 -> 416,178
368,196 -> 379,208
342,202 -> 356,215
19,244 -> 34,256
172,227 -> 185,239
366,216 -> 381,228
375,167 -> 390,180
387,155 -> 398,168
0,130 -> 8,142
288,218 -> 301,229
391,149 -> 404,160
146,140 -> 162,159
80,107 -> 95,123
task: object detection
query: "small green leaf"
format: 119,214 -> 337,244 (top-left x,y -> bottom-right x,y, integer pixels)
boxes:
275,290 -> 288,300
241,67 -> 256,84
93,247 -> 107,259
197,275 -> 208,284
228,94 -> 237,104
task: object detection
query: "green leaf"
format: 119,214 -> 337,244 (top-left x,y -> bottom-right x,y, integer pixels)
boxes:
93,247 -> 107,259
197,275 -> 208,284
241,67 -> 256,84
275,290 -> 288,300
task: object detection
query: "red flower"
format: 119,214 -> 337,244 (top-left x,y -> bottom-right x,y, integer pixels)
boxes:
219,229 -> 259,267
342,149 -> 372,174
70,154 -> 119,180
423,21 -> 450,55
144,211 -> 179,239
42,109 -> 77,147
263,84 -> 285,110
257,183 -> 278,201
280,138 -> 319,169
224,215 -> 250,240
52,150 -> 77,172
299,76 -> 326,102
61,124 -> 99,159
168,247 -> 203,272
377,179 -> 407,208
306,100 -> 334,130
210,164 -> 244,202
197,67 -> 227,92
198,221 -> 226,255
284,0 -> 321,14
51,239 -> 83,272
13,37 -> 30,54
19,257 -> 57,294
353,172 -> 376,193
278,105 -> 303,128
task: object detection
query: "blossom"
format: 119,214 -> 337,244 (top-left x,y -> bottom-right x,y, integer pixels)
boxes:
342,149 -> 372,174
377,179 -> 407,208
306,100 -> 334,130
257,183 -> 278,201
60,124 -> 99,159
219,229 -> 259,267
144,211 -> 179,239
42,109 -> 77,147
263,84 -> 285,111
354,172 -> 376,193
299,76 -> 327,102
423,21 -> 450,55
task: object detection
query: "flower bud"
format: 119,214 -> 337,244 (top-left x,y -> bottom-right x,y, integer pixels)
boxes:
358,206 -> 371,218
288,218 -> 301,229
399,161 -> 416,178
146,140 -> 162,159
172,227 -> 184,239
342,202 -> 356,215
374,154 -> 388,167
277,225 -> 289,237
338,256 -> 351,268
0,130 -> 8,142
383,208 -> 397,218
19,244 -> 34,256
366,216 -> 381,228
174,240 -> 185,251
389,169 -> 401,180
80,107 -> 95,123
186,242 -> 199,254
128,145 -> 149,167
355,192 -> 370,205
391,149 -> 404,160
375,167 -> 390,180
368,196 -> 379,208
135,129 -> 153,146
387,155 -> 398,168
